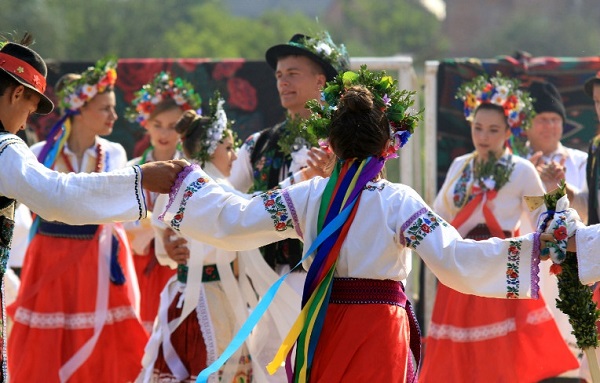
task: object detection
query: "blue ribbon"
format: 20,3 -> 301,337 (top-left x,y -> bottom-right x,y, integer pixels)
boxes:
196,200 -> 356,382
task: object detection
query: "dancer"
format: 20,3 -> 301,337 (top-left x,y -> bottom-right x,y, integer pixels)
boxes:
157,67 -> 580,382
8,58 -> 149,383
124,71 -> 199,333
140,94 -> 299,382
419,73 -> 578,382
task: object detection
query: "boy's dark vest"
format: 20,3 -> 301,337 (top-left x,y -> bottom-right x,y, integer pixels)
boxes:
587,136 -> 600,225
250,122 -> 302,270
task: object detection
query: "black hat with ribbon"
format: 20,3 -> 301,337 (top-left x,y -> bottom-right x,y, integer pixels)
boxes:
0,42 -> 54,114
265,32 -> 350,82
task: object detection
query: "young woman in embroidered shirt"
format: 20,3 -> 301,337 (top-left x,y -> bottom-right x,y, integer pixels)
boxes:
123,72 -> 198,334
7,59 -> 149,383
419,74 -> 578,382
137,94 -> 251,383
155,67 -> 581,383
140,96 -> 300,383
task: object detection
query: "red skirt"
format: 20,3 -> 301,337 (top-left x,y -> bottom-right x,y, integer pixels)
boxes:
133,242 -> 176,333
309,278 -> 412,382
7,224 -> 148,383
420,225 -> 579,383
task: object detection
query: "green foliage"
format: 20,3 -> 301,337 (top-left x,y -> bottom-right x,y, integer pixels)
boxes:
556,252 -> 600,350
472,152 -> 515,192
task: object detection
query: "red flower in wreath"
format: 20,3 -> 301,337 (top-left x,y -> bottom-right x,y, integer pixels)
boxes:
553,226 -> 568,241
420,223 -> 431,233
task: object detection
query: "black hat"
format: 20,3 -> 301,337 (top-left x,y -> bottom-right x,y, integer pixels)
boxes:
528,80 -> 566,121
584,71 -> 600,98
265,33 -> 349,82
0,42 -> 54,114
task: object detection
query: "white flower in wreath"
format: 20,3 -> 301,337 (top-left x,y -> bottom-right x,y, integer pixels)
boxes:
481,176 -> 496,191
314,42 -> 332,58
205,99 -> 228,156
495,85 -> 509,98
289,137 -> 310,174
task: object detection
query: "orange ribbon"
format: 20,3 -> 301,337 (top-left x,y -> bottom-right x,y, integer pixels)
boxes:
451,185 -> 506,239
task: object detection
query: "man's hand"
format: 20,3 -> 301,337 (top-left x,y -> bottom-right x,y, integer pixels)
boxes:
140,159 -> 189,193
163,227 -> 189,265
305,147 -> 335,179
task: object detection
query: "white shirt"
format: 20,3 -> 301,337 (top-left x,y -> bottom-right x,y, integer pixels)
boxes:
0,133 -> 147,224
159,164 -> 543,299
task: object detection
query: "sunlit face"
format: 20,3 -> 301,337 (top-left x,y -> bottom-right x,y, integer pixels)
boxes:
210,132 -> 237,177
145,107 -> 182,155
527,111 -> 563,154
593,84 -> 600,123
78,91 -> 117,137
2,86 -> 40,134
275,55 -> 326,118
471,107 -> 511,161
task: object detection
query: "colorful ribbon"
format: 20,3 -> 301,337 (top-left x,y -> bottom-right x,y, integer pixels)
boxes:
451,184 -> 505,239
196,156 -> 384,383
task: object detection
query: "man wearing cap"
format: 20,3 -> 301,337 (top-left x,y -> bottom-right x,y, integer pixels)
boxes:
229,32 -> 349,289
526,80 -> 588,220
0,37 -> 185,381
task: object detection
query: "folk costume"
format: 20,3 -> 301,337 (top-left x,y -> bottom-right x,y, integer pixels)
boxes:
124,72 -> 200,333
419,151 -> 578,382
7,59 -> 148,383
138,97 -> 300,383
419,74 -> 578,383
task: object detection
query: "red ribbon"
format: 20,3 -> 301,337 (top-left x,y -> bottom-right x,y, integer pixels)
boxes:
451,185 -> 506,239
0,52 -> 47,93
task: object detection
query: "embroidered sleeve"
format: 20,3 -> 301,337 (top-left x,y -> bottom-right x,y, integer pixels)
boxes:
260,189 -> 294,232
400,207 -> 448,249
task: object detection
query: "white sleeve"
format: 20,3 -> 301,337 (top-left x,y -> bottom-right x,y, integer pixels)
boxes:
229,133 -> 260,193
576,224 -> 600,285
159,165 -> 303,251
399,191 -> 540,299
0,135 -> 147,224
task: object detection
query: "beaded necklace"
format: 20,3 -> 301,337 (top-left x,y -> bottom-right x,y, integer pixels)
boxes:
60,143 -> 104,173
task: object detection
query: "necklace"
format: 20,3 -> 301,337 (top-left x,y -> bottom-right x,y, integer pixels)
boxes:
60,143 -> 103,173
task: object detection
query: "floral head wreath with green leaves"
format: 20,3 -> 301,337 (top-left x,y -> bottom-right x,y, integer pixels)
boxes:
303,65 -> 420,158
456,72 -> 535,156
57,56 -> 118,112
125,71 -> 202,127
183,91 -> 235,164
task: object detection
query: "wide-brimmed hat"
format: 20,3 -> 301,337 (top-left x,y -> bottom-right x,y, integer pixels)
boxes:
584,71 -> 600,98
265,32 -> 349,82
0,42 -> 53,114
528,80 -> 566,121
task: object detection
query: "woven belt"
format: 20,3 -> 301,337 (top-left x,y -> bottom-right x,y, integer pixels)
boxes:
38,220 -> 99,240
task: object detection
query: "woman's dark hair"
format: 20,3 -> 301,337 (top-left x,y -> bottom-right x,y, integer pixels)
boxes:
175,109 -> 211,162
149,98 -> 180,121
473,102 -> 510,129
329,85 -> 389,160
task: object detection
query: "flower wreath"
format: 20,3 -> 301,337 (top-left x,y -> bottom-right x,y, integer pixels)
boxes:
293,31 -> 350,75
125,71 -> 202,127
303,65 -> 421,155
456,72 -> 535,156
190,91 -> 235,164
57,56 -> 118,111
